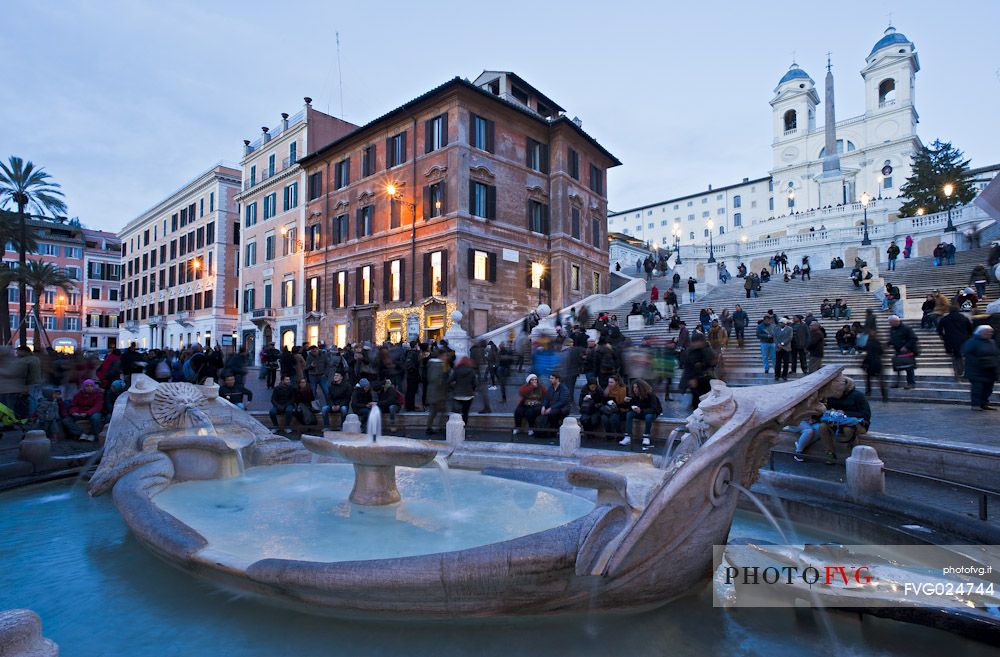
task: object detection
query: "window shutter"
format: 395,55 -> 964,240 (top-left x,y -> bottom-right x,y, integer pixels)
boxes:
541,144 -> 549,174
526,139 -> 533,168
401,132 -> 407,163
440,250 -> 448,296
355,267 -> 362,305
468,181 -> 475,217
398,258 -> 405,301
486,119 -> 494,153
525,262 -> 532,288
486,185 -> 496,220
345,159 -> 350,185
315,280 -> 321,312
542,204 -> 550,235
355,208 -> 362,237
488,251 -> 497,283
424,185 -> 432,220
467,248 -> 475,279
440,181 -> 447,215
385,137 -> 393,167
527,199 -> 533,231
383,261 -> 390,302
441,113 -> 448,146
422,253 -> 431,297
468,112 -> 475,147
424,119 -> 433,154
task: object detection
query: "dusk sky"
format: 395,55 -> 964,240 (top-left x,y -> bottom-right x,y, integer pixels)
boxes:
3,0 -> 998,232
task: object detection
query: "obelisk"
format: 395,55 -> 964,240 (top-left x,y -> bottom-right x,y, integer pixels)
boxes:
821,56 -> 841,175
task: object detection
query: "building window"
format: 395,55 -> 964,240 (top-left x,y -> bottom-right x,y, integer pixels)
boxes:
592,272 -> 600,294
529,261 -> 545,289
334,158 -> 350,190
361,144 -> 377,177
245,241 -> 256,267
571,208 -> 581,239
249,165 -> 256,187
589,163 -> 604,195
265,234 -> 275,261
385,259 -> 403,302
281,279 -> 295,307
109,288 -> 118,302
306,223 -> 321,250
689,231 -> 694,240
526,138 -> 548,173
356,206 -> 373,237
702,211 -> 709,218
283,227 -> 297,256
209,192 -> 215,212
470,114 -> 494,153
571,264 -> 580,291
424,113 -> 448,153
734,212 -> 742,227
358,265 -> 373,304
289,141 -> 297,164
733,195 -> 742,208
334,271 -> 347,308
268,154 -> 275,176
878,79 -> 896,107
783,109 -> 797,132
704,229 -> 709,237
90,286 -> 100,300
200,198 -> 204,217
716,208 -> 725,216
423,250 -> 447,296
306,277 -> 320,312
468,181 -> 495,219
425,181 -> 446,218
308,172 -> 323,200
263,281 -> 272,308
468,249 -> 495,282
591,217 -> 601,248
332,214 -> 349,244
528,200 -> 549,234
769,197 -> 774,211
568,148 -> 579,180
243,286 -> 255,311
386,132 -> 407,168
283,183 -> 298,211
263,193 -> 276,220
719,226 -> 725,235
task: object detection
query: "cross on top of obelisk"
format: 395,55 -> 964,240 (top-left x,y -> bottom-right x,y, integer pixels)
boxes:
826,52 -> 832,72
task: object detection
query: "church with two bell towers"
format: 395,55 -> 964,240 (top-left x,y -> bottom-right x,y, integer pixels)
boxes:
770,25 -> 921,212
608,26 -> 925,248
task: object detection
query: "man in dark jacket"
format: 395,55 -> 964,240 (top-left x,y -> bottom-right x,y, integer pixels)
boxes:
814,377 -> 871,463
937,305 -> 973,378
790,315 -> 810,374
540,372 -> 571,433
687,277 -> 697,303
305,345 -> 331,403
262,343 -> 280,389
961,326 -> 998,410
888,315 -> 919,389
219,374 -> 253,410
268,375 -> 295,433
681,334 -> 716,410
322,372 -> 353,429
402,341 -> 422,412
350,378 -> 376,431
732,305 -> 749,348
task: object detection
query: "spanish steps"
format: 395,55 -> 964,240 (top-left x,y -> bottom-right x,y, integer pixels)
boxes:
600,246 -> 997,405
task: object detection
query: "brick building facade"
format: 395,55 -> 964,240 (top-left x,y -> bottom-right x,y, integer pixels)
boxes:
297,72 -> 618,346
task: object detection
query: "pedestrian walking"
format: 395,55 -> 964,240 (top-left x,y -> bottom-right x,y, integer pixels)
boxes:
961,326 -> 998,411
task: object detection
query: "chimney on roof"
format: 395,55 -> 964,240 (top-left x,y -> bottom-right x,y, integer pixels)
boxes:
743,177 -> 749,183
304,96 -> 312,107
243,139 -> 252,156
708,184 -> 713,191
281,113 -> 289,130
572,116 -> 582,128
261,126 -> 270,143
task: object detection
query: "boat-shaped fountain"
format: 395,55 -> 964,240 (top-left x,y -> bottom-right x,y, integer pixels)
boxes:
89,368 -> 853,619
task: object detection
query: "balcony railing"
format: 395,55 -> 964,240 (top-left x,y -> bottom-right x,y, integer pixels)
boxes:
124,321 -> 139,333
148,315 -> 165,327
783,128 -> 796,136
879,98 -> 897,109
244,110 -> 306,154
251,308 -> 275,319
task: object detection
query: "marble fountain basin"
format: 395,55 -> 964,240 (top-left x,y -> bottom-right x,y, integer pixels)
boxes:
89,369 -> 852,619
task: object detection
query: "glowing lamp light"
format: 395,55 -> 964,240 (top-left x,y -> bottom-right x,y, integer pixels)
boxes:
943,183 -> 954,198
280,225 -> 288,236
860,192 -> 872,207
916,208 -> 925,216
386,183 -> 398,197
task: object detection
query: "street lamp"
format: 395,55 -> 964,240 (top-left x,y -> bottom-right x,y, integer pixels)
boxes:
673,222 -> 682,265
860,192 -> 872,245
916,208 -> 925,216
706,218 -> 716,263
943,183 -> 956,232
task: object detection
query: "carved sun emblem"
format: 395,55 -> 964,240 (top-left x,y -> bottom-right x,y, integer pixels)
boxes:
151,383 -> 208,427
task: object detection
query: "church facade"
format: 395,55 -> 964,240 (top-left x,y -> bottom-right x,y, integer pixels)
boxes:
609,26 -> 922,250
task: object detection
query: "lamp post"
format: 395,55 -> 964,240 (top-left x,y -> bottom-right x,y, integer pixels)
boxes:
860,192 -> 872,245
943,183 -> 956,232
673,223 -> 682,265
706,218 -> 716,263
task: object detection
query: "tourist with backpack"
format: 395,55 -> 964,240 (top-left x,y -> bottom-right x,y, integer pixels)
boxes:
888,315 -> 918,389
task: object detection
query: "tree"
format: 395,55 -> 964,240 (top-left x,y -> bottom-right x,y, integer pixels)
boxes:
898,140 -> 975,217
20,260 -> 75,351
0,158 -> 68,349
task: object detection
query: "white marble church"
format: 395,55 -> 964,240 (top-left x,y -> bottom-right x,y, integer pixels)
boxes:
609,26 -> 923,248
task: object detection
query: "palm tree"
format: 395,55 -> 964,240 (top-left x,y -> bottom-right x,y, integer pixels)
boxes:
20,260 -> 75,351
0,157 -> 67,348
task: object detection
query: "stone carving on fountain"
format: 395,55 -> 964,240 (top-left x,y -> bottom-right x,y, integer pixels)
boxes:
95,366 -> 849,618
89,374 -> 304,497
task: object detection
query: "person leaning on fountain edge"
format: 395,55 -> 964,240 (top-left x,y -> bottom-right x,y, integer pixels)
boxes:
351,378 -> 376,433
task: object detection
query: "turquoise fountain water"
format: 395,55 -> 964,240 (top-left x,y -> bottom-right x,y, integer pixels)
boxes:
1,480 -> 997,657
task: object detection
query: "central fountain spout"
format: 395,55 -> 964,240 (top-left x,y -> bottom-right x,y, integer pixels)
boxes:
302,428 -> 438,506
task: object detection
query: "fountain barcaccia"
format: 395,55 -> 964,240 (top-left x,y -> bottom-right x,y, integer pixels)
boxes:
91,368 -> 849,618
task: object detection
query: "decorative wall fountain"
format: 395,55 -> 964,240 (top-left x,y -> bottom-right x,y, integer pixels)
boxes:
91,368 -> 852,619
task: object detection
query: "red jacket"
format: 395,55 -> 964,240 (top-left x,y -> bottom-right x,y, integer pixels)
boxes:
69,390 -> 104,416
650,286 -> 659,301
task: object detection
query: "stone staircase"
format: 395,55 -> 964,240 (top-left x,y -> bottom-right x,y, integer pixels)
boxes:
598,247 -> 996,405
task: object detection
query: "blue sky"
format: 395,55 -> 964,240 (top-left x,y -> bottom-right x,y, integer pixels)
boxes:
2,0 -> 998,232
